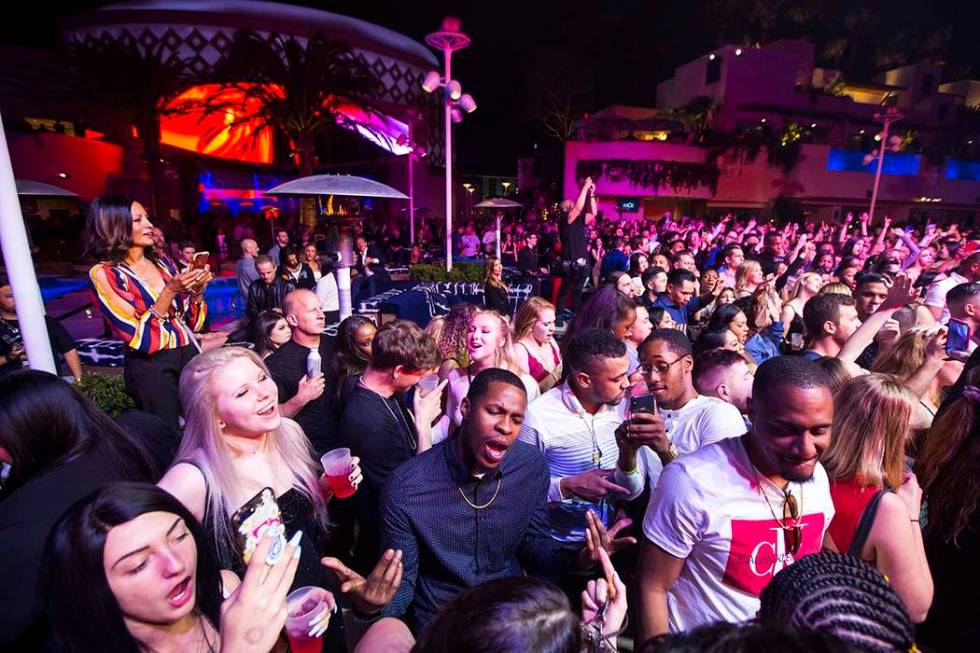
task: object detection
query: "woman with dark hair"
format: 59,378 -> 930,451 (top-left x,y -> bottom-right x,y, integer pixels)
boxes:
87,196 -> 211,429
416,550 -> 626,653
629,251 -> 650,278
44,482 -> 309,653
758,551 -> 916,653
562,284 -> 638,345
0,371 -> 158,649
335,315 -> 377,403
252,310 -> 292,359
483,257 -> 511,315
916,369 -> 980,651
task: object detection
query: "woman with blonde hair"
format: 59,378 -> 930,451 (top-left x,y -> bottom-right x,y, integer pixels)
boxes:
822,374 -> 933,622
734,260 -> 765,297
158,346 -> 362,645
513,297 -> 564,393
483,256 -> 511,315
780,272 -> 823,350
439,310 -> 540,440
818,282 -> 852,296
872,326 -> 959,423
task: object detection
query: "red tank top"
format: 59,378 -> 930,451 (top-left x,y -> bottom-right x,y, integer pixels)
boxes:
519,341 -> 560,382
828,477 -> 880,554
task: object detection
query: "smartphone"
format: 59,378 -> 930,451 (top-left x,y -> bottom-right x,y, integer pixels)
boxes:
191,251 -> 210,270
630,393 -> 657,416
230,487 -> 285,565
947,318 -> 971,354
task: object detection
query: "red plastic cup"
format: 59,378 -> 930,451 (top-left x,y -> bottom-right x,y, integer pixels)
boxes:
285,586 -> 329,653
320,448 -> 356,499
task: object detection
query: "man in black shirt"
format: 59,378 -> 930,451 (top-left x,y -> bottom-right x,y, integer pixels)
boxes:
517,233 -> 547,297
339,320 -> 443,573
0,281 -> 82,380
265,289 -> 338,456
246,255 -> 295,319
556,177 -> 596,320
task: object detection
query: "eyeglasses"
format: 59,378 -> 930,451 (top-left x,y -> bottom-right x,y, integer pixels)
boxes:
640,357 -> 687,377
783,492 -> 801,556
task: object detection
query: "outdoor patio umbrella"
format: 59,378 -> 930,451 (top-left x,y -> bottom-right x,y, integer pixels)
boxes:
473,198 -> 522,259
15,179 -> 79,197
265,175 -> 408,321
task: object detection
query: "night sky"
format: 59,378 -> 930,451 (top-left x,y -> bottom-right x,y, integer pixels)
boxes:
3,1 -> 978,175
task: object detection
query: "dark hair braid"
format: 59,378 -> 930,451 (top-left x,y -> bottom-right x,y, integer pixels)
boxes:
759,552 -> 915,653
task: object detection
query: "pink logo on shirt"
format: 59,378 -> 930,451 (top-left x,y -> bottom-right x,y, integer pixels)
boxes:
722,514 -> 825,596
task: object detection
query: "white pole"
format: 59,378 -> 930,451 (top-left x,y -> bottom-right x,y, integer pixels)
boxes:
336,267 -> 352,322
495,214 -> 502,260
444,47 -> 454,272
868,118 -> 891,223
0,112 -> 56,374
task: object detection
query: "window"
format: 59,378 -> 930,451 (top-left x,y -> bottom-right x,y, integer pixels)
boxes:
706,57 -> 722,84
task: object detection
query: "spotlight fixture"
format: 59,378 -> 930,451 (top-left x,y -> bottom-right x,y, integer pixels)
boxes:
421,70 -> 441,93
447,80 -> 462,101
459,94 -> 477,113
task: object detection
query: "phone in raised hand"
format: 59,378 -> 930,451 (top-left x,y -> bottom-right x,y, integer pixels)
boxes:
191,251 -> 210,271
947,318 -> 971,355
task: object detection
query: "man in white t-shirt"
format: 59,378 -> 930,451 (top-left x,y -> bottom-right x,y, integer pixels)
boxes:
636,356 -> 836,640
616,329 -> 745,493
923,251 -> 980,322
459,225 -> 481,258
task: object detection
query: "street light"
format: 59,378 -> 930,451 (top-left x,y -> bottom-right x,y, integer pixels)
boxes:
501,181 -> 512,196
867,107 -> 904,223
424,17 -> 476,272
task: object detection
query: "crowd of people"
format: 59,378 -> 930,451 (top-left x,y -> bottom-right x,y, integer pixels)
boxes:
1,182 -> 979,653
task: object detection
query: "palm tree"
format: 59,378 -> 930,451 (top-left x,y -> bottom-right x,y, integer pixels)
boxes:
63,36 -> 194,215
197,30 -> 382,180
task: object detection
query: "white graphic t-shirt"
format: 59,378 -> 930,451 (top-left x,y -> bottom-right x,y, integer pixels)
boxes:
642,436 -> 834,632
635,394 -> 746,491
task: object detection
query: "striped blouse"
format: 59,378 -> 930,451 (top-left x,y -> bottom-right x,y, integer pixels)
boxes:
89,257 -> 207,354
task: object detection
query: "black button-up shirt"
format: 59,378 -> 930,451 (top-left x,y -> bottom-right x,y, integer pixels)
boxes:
380,438 -> 574,632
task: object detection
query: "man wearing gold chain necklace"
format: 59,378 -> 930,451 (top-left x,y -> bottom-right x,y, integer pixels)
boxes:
377,368 -> 630,634
636,356 -> 836,641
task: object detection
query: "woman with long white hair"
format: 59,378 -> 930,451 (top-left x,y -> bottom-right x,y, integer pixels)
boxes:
158,347 -> 362,649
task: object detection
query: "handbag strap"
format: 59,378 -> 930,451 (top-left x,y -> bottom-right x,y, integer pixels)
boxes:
848,488 -> 891,556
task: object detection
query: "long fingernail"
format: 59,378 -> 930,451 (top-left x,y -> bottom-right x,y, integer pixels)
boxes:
293,544 -> 302,560
288,530 -> 303,548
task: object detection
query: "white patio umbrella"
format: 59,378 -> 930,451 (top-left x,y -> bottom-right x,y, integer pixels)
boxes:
15,179 -> 79,197
473,198 -> 522,259
265,175 -> 408,321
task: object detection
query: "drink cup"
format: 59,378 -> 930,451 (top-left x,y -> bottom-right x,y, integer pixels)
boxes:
285,586 -> 330,653
418,373 -> 440,396
320,448 -> 356,499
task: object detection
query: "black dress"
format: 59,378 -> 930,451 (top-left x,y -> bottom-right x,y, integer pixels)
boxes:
484,283 -> 511,316
918,515 -> 980,651
187,463 -> 347,653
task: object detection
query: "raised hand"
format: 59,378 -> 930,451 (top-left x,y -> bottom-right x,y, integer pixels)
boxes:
582,547 -> 628,639
322,549 -> 403,615
220,527 -> 303,653
578,509 -> 637,567
882,273 -> 918,310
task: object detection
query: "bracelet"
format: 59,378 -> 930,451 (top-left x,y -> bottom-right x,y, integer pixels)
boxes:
148,306 -> 168,320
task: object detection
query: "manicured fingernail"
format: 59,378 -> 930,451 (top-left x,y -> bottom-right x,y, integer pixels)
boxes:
332,603 -> 338,613
288,530 -> 303,548
293,544 -> 302,560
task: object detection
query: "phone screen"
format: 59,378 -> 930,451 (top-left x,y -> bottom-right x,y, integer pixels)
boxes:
191,252 -> 210,270
630,393 -> 656,416
947,319 -> 971,354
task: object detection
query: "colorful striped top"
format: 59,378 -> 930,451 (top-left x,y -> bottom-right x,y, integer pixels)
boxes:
89,257 -> 207,354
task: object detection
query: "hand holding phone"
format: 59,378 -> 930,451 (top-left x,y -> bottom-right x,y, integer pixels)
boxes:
191,251 -> 210,271
947,319 -> 971,355
230,487 -> 286,565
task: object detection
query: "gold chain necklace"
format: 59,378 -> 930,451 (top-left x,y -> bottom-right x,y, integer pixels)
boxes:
758,479 -> 803,531
457,476 -> 503,509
